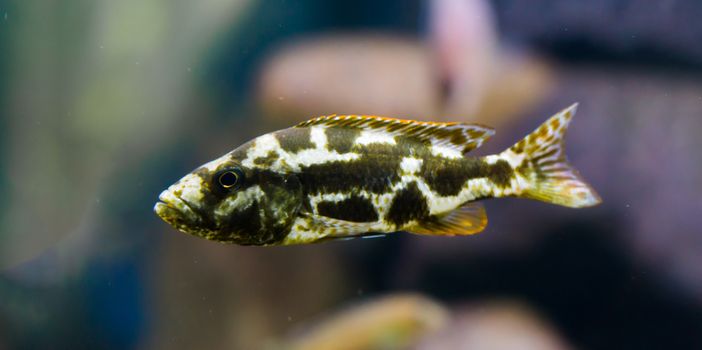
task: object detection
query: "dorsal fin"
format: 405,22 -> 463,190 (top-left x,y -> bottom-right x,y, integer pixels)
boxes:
296,115 -> 495,154
406,202 -> 488,236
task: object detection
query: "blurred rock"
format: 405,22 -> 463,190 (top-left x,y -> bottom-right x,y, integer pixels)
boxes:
283,296 -> 571,350
258,34 -> 553,126
258,35 -> 440,122
414,300 -> 572,350
257,0 -> 553,127
472,49 -> 555,128
285,294 -> 449,350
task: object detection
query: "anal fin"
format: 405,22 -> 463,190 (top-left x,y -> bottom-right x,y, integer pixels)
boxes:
407,202 -> 488,236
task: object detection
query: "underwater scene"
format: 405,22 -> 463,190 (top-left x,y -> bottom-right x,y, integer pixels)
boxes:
1,0 -> 701,349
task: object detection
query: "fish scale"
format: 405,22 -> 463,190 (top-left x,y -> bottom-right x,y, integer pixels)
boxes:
155,104 -> 601,246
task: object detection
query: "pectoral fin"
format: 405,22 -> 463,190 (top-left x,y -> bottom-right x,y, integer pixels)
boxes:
291,213 -> 380,241
407,202 -> 488,236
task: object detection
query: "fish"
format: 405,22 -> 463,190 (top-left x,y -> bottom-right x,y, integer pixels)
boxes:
154,104 -> 601,246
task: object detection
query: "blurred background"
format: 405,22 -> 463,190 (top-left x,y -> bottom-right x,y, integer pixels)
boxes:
1,0 -> 701,349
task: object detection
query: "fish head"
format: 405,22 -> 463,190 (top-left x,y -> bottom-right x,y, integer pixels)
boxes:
154,149 -> 303,245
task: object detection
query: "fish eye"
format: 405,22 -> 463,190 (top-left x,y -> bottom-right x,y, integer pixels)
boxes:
217,168 -> 243,189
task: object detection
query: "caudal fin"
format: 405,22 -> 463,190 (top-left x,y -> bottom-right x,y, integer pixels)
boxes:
506,103 -> 601,208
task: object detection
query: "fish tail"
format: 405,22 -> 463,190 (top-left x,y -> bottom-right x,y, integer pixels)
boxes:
504,103 -> 601,208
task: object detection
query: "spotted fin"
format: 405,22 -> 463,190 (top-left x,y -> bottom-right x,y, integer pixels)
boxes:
509,103 -> 601,208
296,115 -> 495,154
407,202 -> 487,236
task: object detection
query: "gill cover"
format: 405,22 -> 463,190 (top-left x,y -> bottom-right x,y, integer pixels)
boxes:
214,170 -> 303,245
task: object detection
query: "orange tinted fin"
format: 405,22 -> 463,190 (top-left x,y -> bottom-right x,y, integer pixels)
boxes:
296,114 -> 494,154
508,103 -> 601,208
407,202 -> 487,236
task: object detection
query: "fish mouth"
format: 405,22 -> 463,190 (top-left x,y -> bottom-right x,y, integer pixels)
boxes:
154,190 -> 200,225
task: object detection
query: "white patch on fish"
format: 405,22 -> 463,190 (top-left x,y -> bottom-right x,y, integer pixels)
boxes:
201,155 -> 229,171
214,185 -> 265,218
173,173 -> 206,204
400,157 -> 423,174
430,145 -> 463,159
242,134 -> 281,168
288,149 -> 360,170
355,130 -> 397,146
310,126 -> 328,148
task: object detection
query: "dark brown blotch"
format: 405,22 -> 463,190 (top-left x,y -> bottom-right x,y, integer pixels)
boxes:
550,117 -> 561,129
448,129 -> 468,145
229,140 -> 255,160
317,195 -> 379,222
215,170 -> 301,245
275,127 -> 315,153
466,128 -> 487,139
536,126 -> 549,138
299,143 -> 403,194
511,139 -> 526,154
421,157 -> 476,196
485,159 -> 514,188
386,182 -> 429,227
421,158 -> 515,196
461,141 -> 477,153
258,172 -> 303,243
515,159 -> 531,177
325,127 -> 360,153
212,201 -> 263,244
393,136 -> 425,155
253,150 -> 279,167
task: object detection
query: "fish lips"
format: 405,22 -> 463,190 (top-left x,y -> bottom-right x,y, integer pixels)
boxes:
154,190 -> 202,228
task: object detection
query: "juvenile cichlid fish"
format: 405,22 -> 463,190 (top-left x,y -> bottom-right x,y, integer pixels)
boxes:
155,104 -> 600,245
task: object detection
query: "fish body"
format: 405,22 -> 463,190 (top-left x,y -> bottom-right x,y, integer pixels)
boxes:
155,104 -> 600,245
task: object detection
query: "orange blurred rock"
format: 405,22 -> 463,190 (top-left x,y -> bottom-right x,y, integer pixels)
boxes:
257,0 -> 553,129
258,35 -> 440,123
472,49 -> 555,127
285,294 -> 449,350
257,35 -> 553,128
